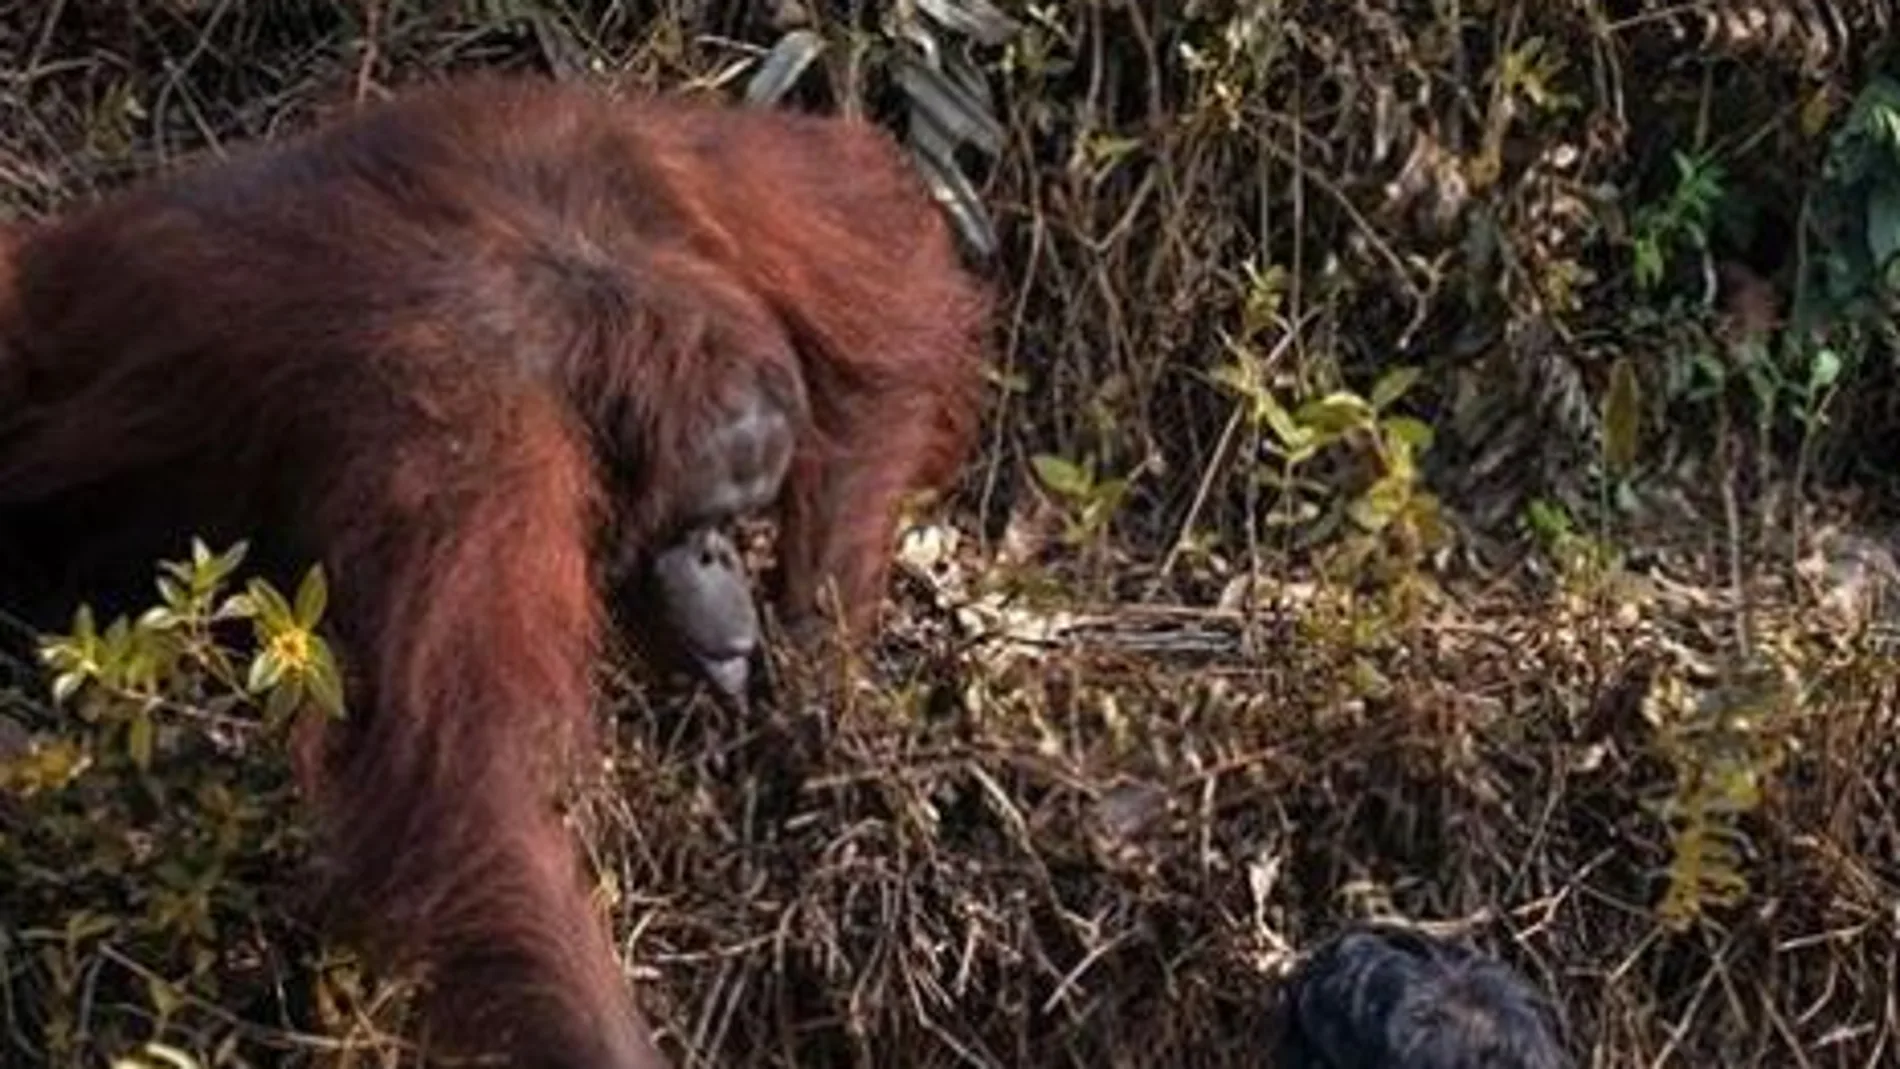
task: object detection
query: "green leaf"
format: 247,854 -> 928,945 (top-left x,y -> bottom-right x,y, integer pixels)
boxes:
307,641 -> 348,721
1350,500 -> 1399,536
127,709 -> 154,772
1209,358 -> 1261,402
1296,392 -> 1375,436
1031,454 -> 1093,498
984,365 -> 1031,393
1633,236 -> 1662,291
64,911 -> 119,942
145,973 -> 184,1025
1809,347 -> 1843,392
1349,472 -> 1410,532
1865,182 -> 1900,273
1602,356 -> 1642,475
1384,434 -> 1419,478
263,679 -> 304,729
122,645 -> 159,694
101,617 -> 134,682
212,593 -> 257,622
71,604 -> 99,644
294,566 -> 329,629
1382,416 -> 1436,453
51,671 -> 85,704
248,651 -> 286,695
1256,391 -> 1306,451
1691,350 -> 1727,388
1370,366 -> 1422,411
245,580 -> 296,633
1085,133 -> 1144,168
211,540 -> 249,580
1092,476 -> 1131,512
118,1041 -> 203,1069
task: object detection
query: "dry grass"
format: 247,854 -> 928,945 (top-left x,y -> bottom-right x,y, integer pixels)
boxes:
2,3 -> 1899,1068
571,516 -> 1899,1068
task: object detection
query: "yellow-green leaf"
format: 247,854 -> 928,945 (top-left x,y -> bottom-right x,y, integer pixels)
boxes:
51,671 -> 85,704
1296,392 -> 1376,436
264,679 -> 304,728
127,710 -> 154,772
1031,454 -> 1093,498
1370,366 -> 1422,411
1603,356 -> 1642,474
308,645 -> 348,721
246,579 -> 296,633
294,565 -> 329,628
248,650 -> 286,694
119,1041 -> 203,1069
1256,391 -> 1304,450
1382,415 -> 1436,452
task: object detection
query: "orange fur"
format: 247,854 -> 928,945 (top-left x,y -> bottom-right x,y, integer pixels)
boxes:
0,74 -> 989,1068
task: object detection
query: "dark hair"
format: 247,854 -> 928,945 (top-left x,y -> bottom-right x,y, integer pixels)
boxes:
1276,924 -> 1572,1069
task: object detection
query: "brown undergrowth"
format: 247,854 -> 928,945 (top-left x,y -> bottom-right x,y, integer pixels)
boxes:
8,517 -> 1893,1068
581,512 -> 1900,1068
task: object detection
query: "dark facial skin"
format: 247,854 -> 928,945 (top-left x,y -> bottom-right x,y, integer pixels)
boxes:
641,375 -> 800,699
648,525 -> 759,698
676,379 -> 799,528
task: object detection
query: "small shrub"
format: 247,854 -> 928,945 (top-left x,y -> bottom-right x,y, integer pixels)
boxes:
0,540 -> 352,1068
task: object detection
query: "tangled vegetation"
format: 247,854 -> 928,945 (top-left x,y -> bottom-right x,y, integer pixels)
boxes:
1,2 -> 1898,1067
